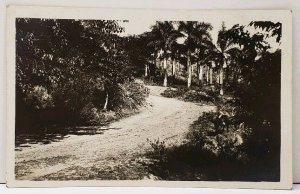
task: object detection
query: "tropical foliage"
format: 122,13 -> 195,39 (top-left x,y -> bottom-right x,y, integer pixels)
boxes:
141,20 -> 281,181
16,18 -> 149,129
16,18 -> 282,181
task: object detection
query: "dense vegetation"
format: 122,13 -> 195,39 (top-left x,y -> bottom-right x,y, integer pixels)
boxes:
16,18 -> 149,132
16,18 -> 281,181
142,21 -> 281,181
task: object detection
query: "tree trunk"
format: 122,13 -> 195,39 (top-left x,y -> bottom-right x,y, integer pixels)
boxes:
163,57 -> 168,87
172,59 -> 176,76
216,70 -> 220,84
220,68 -> 224,85
145,64 -> 148,77
103,92 -> 109,111
220,67 -> 224,95
177,61 -> 180,72
199,64 -> 203,82
206,66 -> 209,83
187,52 -> 192,88
224,67 -> 229,82
209,67 -> 213,85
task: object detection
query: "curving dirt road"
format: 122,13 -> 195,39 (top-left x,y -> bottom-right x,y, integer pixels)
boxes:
15,85 -> 214,180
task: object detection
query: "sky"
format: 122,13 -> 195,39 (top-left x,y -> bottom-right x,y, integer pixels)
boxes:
119,19 -> 232,45
119,19 -> 280,50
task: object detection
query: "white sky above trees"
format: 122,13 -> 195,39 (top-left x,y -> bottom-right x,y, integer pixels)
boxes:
119,19 -> 280,51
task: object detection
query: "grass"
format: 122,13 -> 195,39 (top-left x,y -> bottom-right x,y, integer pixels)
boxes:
15,155 -> 76,179
32,155 -> 154,181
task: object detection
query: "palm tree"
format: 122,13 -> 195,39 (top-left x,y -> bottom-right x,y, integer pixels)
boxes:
214,22 -> 241,95
149,21 -> 183,87
195,39 -> 214,84
139,32 -> 156,77
178,21 -> 213,88
170,42 -> 183,77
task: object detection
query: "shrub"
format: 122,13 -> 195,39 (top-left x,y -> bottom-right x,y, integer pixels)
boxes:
147,138 -> 167,162
78,80 -> 149,125
187,111 -> 253,160
108,81 -> 150,112
160,87 -> 188,99
79,103 -> 96,124
25,85 -> 54,109
80,103 -> 117,125
183,90 -> 216,104
144,100 -> 277,181
161,87 -> 217,104
52,74 -> 95,120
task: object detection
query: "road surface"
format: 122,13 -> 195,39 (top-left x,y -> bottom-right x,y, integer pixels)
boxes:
15,85 -> 214,180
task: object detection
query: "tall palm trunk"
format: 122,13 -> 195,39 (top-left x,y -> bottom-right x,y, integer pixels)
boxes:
187,51 -> 192,88
160,60 -> 164,77
163,57 -> 168,87
220,67 -> 224,95
209,67 -> 213,85
172,59 -> 176,76
198,63 -> 203,82
216,70 -> 220,84
206,66 -> 209,83
103,92 -> 109,111
145,64 -> 148,77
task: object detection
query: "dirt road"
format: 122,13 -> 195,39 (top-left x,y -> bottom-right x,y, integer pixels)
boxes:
15,85 -> 214,180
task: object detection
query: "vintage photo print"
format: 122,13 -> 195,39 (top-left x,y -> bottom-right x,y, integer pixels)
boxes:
6,6 -> 292,189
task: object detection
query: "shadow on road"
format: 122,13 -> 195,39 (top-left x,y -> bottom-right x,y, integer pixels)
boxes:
15,126 -> 121,150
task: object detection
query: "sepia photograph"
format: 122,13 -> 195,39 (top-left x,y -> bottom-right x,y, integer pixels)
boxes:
6,6 -> 292,189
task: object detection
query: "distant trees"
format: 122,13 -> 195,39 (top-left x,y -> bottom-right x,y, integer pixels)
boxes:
121,20 -> 281,103
123,32 -> 157,78
143,21 -> 213,88
178,21 -> 213,88
148,21 -> 183,87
